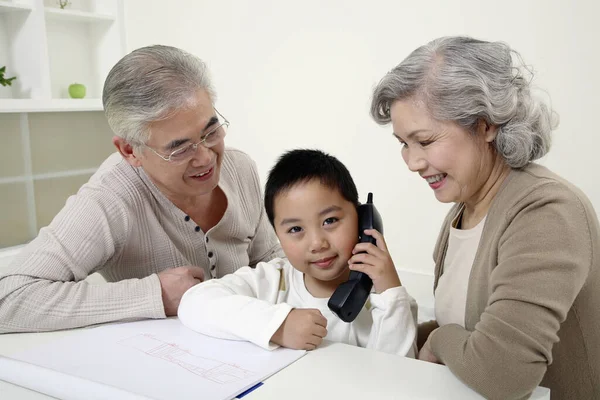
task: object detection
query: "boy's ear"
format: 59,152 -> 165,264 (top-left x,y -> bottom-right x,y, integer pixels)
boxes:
113,136 -> 142,167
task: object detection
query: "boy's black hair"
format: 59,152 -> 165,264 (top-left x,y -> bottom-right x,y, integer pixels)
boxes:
264,149 -> 359,227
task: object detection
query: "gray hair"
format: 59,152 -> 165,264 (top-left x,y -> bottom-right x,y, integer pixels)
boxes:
102,45 -> 216,145
370,36 -> 558,169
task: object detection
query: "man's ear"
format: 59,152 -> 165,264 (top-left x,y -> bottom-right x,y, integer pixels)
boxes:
477,119 -> 498,143
112,136 -> 142,167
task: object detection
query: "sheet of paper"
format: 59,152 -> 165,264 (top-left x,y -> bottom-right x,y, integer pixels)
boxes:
0,357 -> 149,400
0,319 -> 305,400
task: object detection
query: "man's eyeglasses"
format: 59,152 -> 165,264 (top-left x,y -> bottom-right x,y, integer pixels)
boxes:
143,109 -> 229,165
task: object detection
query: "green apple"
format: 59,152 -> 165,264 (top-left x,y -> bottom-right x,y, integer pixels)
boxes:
68,83 -> 86,99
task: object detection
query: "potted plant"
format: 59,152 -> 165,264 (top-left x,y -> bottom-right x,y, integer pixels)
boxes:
57,0 -> 71,9
0,66 -> 16,87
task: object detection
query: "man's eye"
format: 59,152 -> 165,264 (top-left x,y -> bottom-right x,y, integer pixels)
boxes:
171,145 -> 194,159
420,141 -> 433,147
200,130 -> 213,142
323,217 -> 339,225
288,226 -> 302,234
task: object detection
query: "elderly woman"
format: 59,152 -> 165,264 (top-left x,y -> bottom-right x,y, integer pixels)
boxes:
371,36 -> 599,400
0,45 -> 282,333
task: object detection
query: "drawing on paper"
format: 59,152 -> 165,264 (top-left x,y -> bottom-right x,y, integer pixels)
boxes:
118,334 -> 255,384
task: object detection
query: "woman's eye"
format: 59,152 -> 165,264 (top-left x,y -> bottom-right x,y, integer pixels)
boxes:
288,226 -> 302,234
323,217 -> 339,226
394,136 -> 407,148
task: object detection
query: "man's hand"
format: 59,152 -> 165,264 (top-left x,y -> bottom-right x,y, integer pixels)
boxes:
270,309 -> 328,350
158,266 -> 205,316
347,229 -> 401,294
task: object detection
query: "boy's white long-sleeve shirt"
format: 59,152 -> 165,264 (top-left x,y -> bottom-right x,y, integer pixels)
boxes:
178,258 -> 417,357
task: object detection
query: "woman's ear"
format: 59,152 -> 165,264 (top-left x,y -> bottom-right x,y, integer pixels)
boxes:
112,136 -> 142,167
478,119 -> 498,143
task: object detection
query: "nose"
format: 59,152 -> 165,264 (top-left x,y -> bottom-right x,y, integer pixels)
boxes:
309,231 -> 330,253
403,147 -> 427,173
190,143 -> 212,166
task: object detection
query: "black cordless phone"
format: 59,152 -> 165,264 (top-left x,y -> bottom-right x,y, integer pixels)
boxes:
328,192 -> 382,322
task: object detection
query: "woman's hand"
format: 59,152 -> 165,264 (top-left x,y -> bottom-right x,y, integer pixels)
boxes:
418,328 -> 442,364
417,320 -> 440,350
347,229 -> 401,294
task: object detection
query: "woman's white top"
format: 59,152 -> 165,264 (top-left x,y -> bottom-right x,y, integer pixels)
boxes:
435,211 -> 487,328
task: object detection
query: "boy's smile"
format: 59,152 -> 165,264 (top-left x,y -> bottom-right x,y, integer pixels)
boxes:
273,179 -> 359,298
311,255 -> 338,269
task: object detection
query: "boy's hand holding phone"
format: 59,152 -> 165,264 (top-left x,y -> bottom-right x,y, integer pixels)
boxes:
270,308 -> 328,350
347,229 -> 401,294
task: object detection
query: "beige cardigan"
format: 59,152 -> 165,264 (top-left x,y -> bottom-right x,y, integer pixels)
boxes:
0,148 -> 283,334
424,163 -> 600,400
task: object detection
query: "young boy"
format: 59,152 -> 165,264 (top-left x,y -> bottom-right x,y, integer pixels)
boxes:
178,149 -> 417,357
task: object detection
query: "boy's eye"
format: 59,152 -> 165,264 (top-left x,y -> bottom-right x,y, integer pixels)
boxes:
288,226 -> 303,234
323,217 -> 339,226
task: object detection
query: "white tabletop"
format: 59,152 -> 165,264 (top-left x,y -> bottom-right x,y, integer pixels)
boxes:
1,329 -> 70,399
0,329 -> 550,400
244,341 -> 550,400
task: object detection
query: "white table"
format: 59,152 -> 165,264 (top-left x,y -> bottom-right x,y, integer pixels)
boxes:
0,329 -> 550,400
244,341 -> 550,400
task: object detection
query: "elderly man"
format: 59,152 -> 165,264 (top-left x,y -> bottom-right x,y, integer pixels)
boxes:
0,45 -> 282,333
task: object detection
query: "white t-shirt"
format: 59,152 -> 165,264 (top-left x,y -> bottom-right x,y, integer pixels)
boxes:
435,211 -> 487,328
178,258 -> 417,357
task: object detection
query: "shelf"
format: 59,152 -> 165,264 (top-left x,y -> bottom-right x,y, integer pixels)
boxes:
0,98 -> 103,113
0,1 -> 32,13
0,167 -> 98,185
44,7 -> 115,22
0,0 -> 124,249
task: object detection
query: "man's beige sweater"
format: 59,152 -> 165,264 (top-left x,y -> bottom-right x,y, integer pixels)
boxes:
0,148 -> 283,334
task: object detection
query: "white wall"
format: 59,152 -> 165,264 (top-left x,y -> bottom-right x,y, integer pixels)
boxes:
123,0 -> 600,309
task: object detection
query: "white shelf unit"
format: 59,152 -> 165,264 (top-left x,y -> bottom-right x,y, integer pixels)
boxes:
0,167 -> 99,184
0,110 -> 116,247
0,98 -> 102,112
44,6 -> 115,22
0,0 -> 125,248
0,1 -> 33,13
0,0 -> 125,108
